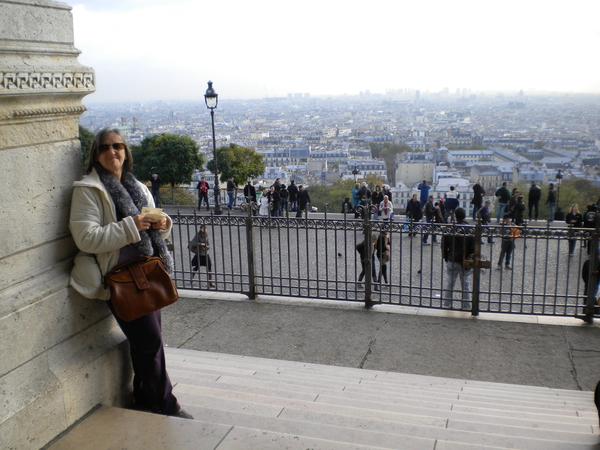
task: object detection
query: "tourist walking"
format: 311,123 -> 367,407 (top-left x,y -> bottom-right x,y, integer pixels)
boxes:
441,208 -> 475,310
226,176 -> 237,210
405,194 -> 422,237
296,185 -> 311,218
356,234 -> 378,287
351,183 -> 360,218
375,231 -> 391,284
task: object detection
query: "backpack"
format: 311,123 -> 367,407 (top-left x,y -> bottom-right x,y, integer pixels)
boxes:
199,182 -> 208,194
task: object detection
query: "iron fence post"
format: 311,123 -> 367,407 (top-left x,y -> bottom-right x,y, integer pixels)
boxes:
471,218 -> 482,316
245,202 -> 257,299
584,214 -> 600,322
364,201 -> 375,308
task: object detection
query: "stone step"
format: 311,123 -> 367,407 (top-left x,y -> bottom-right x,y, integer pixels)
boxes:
170,371 -> 592,431
45,348 -> 599,450
174,384 -> 597,445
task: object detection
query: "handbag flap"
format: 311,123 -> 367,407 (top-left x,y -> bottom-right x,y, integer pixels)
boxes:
129,261 -> 150,290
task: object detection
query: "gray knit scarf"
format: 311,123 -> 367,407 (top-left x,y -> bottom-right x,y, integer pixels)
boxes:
96,165 -> 174,273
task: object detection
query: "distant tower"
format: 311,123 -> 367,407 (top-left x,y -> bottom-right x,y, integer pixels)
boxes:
133,116 -> 139,131
415,90 -> 421,101
121,117 -> 127,126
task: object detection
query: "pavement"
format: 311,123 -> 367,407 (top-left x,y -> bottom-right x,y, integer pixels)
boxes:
161,289 -> 600,393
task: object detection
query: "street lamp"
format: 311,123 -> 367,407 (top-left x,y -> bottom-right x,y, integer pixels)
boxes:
555,169 -> 563,220
204,81 -> 222,215
352,163 -> 360,183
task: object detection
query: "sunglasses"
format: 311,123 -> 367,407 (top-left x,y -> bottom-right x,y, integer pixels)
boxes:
99,143 -> 126,152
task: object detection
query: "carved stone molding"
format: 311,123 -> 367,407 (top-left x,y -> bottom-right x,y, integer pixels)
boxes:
0,70 -> 95,92
0,105 -> 87,121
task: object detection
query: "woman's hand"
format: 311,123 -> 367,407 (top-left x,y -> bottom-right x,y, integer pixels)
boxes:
152,217 -> 167,230
134,214 -> 155,231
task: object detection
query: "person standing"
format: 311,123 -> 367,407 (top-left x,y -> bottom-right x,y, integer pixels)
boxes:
288,180 -> 299,212
197,176 -> 210,211
356,182 -> 371,218
189,224 -> 215,288
495,181 -> 510,223
444,186 -> 460,222
513,195 -> 526,226
371,185 -> 383,220
422,195 -> 438,245
441,208 -> 475,310
382,184 -> 393,202
528,181 -> 542,221
405,194 -> 422,237
150,173 -> 161,207
506,188 -> 520,219
565,204 -> 582,256
379,195 -> 393,221
268,185 -> 281,217
258,189 -> 270,216
296,185 -> 311,218
479,199 -> 494,243
547,183 -> 557,222
69,127 -> 192,419
226,176 -> 237,210
243,179 -> 257,203
417,180 -> 430,205
471,180 -> 484,221
356,234 -> 378,286
375,231 -> 391,284
351,183 -> 360,217
279,184 -> 289,215
497,214 -> 520,270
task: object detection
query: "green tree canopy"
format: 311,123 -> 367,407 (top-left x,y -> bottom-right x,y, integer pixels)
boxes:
132,133 -> 204,187
307,179 -> 356,212
206,143 -> 265,184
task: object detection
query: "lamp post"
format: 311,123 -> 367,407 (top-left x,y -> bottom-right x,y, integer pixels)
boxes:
352,163 -> 360,183
204,81 -> 222,215
555,169 -> 563,220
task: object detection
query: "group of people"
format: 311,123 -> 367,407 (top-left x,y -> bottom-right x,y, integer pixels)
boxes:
254,179 -> 311,218
494,180 -> 557,223
350,182 -> 394,220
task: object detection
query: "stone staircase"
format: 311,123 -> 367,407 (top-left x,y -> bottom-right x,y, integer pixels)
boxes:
45,348 -> 599,450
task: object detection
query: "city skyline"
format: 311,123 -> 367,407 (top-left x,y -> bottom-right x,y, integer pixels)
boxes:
71,0 -> 600,104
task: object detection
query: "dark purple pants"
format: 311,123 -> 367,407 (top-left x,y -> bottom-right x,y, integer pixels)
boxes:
108,301 -> 179,414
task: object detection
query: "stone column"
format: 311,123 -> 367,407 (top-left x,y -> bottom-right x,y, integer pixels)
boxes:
0,1 -> 131,449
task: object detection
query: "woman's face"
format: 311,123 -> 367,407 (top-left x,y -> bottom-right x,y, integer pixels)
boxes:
96,132 -> 126,178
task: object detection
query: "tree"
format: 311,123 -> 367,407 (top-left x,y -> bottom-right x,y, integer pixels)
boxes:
206,143 -> 265,184
78,125 -> 94,170
132,133 -> 204,187
308,179 -> 356,212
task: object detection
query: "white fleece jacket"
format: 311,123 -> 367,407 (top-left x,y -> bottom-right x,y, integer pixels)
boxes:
69,168 -> 172,300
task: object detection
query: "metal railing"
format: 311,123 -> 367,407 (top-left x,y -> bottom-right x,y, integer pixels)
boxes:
169,205 -> 600,322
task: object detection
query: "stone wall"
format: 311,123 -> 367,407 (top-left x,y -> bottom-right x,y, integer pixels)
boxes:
0,1 -> 131,448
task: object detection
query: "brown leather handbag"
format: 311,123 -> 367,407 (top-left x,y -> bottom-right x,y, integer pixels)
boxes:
104,256 -> 178,322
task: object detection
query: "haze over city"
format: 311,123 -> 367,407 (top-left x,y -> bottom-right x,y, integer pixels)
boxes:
71,0 -> 600,104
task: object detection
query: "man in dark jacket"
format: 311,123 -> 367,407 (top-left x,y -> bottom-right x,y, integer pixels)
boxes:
296,185 -> 311,218
356,182 -> 371,218
441,208 -> 475,310
243,180 -> 257,215
288,180 -> 299,212
268,185 -> 281,217
405,194 -> 422,237
528,181 -> 542,221
495,181 -> 510,223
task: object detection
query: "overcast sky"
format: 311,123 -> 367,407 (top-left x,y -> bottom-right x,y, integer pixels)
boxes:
70,0 -> 600,103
